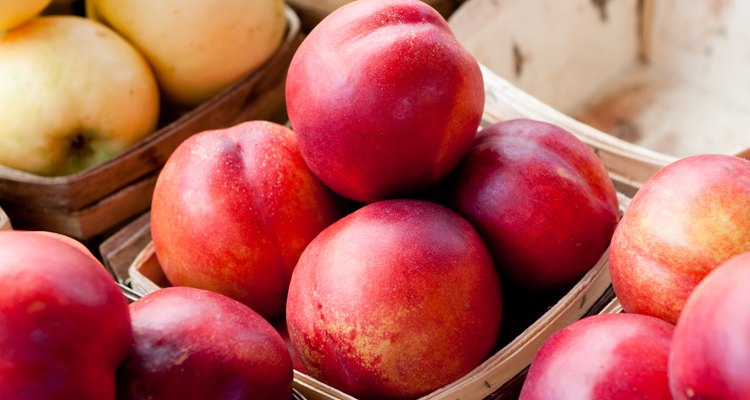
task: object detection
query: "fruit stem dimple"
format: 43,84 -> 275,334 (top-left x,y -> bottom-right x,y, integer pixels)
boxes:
68,132 -> 93,158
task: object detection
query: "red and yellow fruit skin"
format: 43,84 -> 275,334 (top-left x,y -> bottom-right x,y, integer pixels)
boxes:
151,121 -> 343,320
0,230 -> 132,400
519,313 -> 674,400
286,199 -> 502,400
118,287 -> 293,400
669,252 -> 750,400
286,0 -> 484,203
445,119 -> 619,292
609,154 -> 750,324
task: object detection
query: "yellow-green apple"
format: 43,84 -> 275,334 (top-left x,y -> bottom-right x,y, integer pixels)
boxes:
0,230 -> 132,399
669,252 -> 750,399
0,16 -> 159,176
150,121 -> 344,320
519,313 -> 674,400
118,287 -> 293,400
285,0 -> 484,203
609,154 -> 750,324
443,119 -> 619,293
88,0 -> 286,107
286,199 -> 502,399
0,0 -> 51,31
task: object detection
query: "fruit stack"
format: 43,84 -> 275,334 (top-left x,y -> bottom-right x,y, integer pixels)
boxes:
107,0 -> 624,398
0,0 -> 300,240
7,0 -> 749,399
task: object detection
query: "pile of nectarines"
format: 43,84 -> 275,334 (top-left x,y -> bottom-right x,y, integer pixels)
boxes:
146,0 -> 619,398
3,0 -> 749,397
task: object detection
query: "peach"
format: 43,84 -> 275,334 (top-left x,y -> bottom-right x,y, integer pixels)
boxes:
285,0 -> 484,202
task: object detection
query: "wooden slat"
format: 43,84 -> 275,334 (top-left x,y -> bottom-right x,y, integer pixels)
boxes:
455,0 -> 750,193
480,64 -> 675,193
288,0 -> 463,31
0,207 -> 10,231
99,211 -> 152,282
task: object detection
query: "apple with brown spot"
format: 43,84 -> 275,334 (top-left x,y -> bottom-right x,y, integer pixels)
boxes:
286,0 -> 484,202
609,154 -> 750,324
286,199 -> 502,399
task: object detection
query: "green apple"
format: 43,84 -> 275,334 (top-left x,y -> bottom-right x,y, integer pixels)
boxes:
88,0 -> 286,107
0,0 -> 51,31
0,16 -> 159,176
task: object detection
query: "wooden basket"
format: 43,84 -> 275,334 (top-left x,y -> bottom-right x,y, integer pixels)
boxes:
451,0 -> 750,194
102,191 -> 629,400
0,7 -> 303,241
0,206 -> 11,231
287,0 -> 464,32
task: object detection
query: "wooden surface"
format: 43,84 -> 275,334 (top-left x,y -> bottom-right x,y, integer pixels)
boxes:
452,0 -> 750,190
287,0 -> 464,31
480,65 -> 670,195
0,207 -> 10,231
2,7 -> 304,240
99,211 -> 151,282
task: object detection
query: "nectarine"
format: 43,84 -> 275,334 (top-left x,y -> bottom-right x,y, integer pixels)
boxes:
520,313 -> 673,400
669,252 -> 750,399
444,119 -> 619,292
286,0 -> 484,202
151,120 -> 343,319
118,287 -> 293,400
0,231 -> 131,399
610,154 -> 750,323
286,199 -> 502,399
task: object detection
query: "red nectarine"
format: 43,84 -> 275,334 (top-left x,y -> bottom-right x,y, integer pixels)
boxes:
444,119 -> 619,292
0,231 -> 131,399
151,120 -> 343,319
610,154 -> 750,323
669,252 -> 750,399
118,287 -> 293,399
286,199 -> 502,399
520,313 -> 673,400
286,0 -> 484,202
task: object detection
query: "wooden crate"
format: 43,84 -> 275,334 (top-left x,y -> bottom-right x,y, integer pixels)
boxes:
451,0 -> 750,194
0,7 -> 303,241
0,207 -> 10,231
102,190 -> 629,399
287,0 -> 464,32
